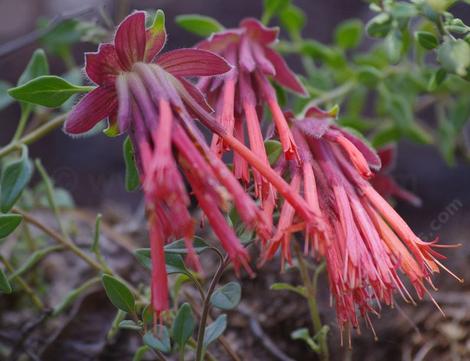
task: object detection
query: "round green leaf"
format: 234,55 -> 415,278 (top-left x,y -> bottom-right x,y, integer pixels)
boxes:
101,274 -> 135,313
172,303 -> 195,347
437,39 -> 470,76
210,282 -> 241,310
0,214 -> 22,239
164,237 -> 209,254
143,327 -> 171,353
366,13 -> 392,38
0,149 -> 33,213
203,314 -> 227,347
415,31 -> 438,50
335,19 -> 363,49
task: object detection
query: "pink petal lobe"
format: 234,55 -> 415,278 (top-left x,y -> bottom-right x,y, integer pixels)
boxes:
114,11 -> 146,70
197,29 -> 243,52
64,86 -> 117,134
85,44 -> 122,86
264,47 -> 307,95
157,49 -> 231,77
240,18 -> 279,45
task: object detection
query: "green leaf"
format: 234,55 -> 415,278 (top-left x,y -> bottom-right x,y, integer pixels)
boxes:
428,68 -> 447,91
175,14 -> 223,37
102,274 -> 135,313
357,66 -> 383,86
385,29 -> 403,64
0,268 -> 12,293
210,282 -> 242,310
270,282 -> 306,297
0,81 -> 13,111
335,19 -> 363,49
172,303 -> 195,347
390,2 -> 418,18
280,4 -> 306,38
119,320 -> 143,331
134,249 -> 188,275
143,327 -> 171,353
415,31 -> 438,50
123,137 -> 140,192
164,237 -> 209,254
132,345 -> 151,361
203,314 -> 227,347
437,39 -> 470,76
18,49 -> 49,86
372,126 -> 401,148
0,214 -> 22,239
8,75 -> 92,108
264,140 -> 282,165
0,147 -> 33,213
262,0 -> 290,23
291,328 -> 319,352
366,13 -> 393,38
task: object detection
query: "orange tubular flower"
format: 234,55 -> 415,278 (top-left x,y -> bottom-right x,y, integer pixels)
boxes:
261,106 -> 461,333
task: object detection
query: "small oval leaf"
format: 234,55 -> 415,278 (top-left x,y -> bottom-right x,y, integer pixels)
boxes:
415,31 -> 438,50
102,274 -> 135,313
0,214 -> 22,239
210,282 -> 241,310
0,149 -> 33,213
143,327 -> 171,353
203,314 -> 227,347
172,303 -> 195,347
164,237 -> 209,254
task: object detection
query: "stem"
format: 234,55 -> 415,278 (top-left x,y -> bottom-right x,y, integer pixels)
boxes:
12,106 -> 31,142
294,245 -> 329,361
35,159 -> 68,238
195,255 -> 229,361
0,255 -> 44,310
14,208 -> 103,271
302,81 -> 355,112
0,113 -> 66,158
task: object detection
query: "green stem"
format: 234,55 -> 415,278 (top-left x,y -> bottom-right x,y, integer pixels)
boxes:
294,245 -> 329,361
195,255 -> 229,361
12,106 -> 31,142
0,255 -> 44,310
0,113 -> 66,158
303,81 -> 355,111
35,159 -> 68,238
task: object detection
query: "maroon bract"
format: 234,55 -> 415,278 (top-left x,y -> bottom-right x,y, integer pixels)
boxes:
260,106 -> 460,335
371,145 -> 422,207
197,19 -> 306,205
64,10 -> 274,321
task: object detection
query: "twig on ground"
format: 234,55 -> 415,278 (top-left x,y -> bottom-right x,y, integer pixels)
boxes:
238,303 -> 296,361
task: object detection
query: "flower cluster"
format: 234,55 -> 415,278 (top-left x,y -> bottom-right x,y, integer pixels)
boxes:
260,106 -> 458,331
64,9 -> 457,332
197,19 -> 306,211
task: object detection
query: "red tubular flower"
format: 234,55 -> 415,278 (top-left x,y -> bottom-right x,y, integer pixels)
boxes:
261,106 -> 460,333
64,10 -> 278,320
197,19 -> 307,203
